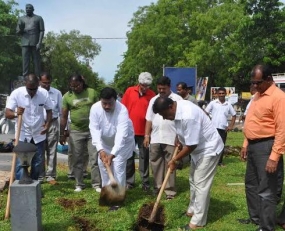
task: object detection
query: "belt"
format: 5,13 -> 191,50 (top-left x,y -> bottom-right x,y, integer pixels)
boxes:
247,136 -> 274,144
52,117 -> 58,121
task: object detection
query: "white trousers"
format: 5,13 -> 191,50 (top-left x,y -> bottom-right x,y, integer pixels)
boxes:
187,154 -> 220,226
98,157 -> 127,187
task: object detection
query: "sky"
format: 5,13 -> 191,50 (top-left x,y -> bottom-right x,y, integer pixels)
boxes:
15,0 -> 157,83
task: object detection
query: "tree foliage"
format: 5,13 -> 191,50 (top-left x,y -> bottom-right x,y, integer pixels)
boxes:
0,0 -> 22,94
114,0 -> 285,96
41,30 -> 104,93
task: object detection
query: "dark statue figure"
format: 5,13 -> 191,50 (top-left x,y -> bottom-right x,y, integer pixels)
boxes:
16,4 -> 45,77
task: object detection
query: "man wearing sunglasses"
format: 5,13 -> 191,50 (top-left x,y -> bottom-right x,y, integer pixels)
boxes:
239,65 -> 285,231
5,73 -> 53,181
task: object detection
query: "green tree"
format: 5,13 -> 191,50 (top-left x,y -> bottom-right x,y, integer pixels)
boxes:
0,0 -> 22,94
115,0 -> 285,96
41,30 -> 104,93
179,1 -> 246,92
115,0 -> 207,91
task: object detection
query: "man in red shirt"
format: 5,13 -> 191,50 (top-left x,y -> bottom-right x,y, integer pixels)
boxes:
122,72 -> 156,191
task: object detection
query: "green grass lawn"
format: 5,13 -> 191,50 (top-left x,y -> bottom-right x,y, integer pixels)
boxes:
1,131 -> 284,230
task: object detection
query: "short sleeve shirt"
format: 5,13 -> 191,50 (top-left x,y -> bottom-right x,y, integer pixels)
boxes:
62,88 -> 98,131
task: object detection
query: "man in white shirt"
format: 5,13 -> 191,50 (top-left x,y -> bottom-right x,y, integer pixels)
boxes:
152,96 -> 224,230
205,87 -> 236,166
144,76 -> 182,199
89,87 -> 135,209
5,74 -> 53,180
39,72 -> 62,182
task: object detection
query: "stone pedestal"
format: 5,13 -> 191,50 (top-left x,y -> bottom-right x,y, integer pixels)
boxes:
10,180 -> 42,231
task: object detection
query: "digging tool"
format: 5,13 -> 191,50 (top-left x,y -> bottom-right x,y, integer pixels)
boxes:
148,146 -> 179,223
4,114 -> 22,220
137,146 -> 179,230
99,162 -> 126,206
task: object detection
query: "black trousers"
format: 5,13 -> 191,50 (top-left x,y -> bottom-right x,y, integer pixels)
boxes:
126,135 -> 149,187
217,129 -> 227,164
245,139 -> 283,231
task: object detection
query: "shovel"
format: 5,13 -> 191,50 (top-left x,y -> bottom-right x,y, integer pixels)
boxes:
5,114 -> 22,219
137,146 -> 179,230
99,162 -> 126,206
148,146 -> 179,223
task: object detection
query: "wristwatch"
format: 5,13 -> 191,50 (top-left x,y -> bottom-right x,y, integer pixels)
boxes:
14,112 -> 18,118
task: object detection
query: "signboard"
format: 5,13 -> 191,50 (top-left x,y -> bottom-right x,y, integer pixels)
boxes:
163,67 -> 197,94
210,87 -> 235,101
196,77 -> 208,101
228,93 -> 238,105
241,92 -> 251,100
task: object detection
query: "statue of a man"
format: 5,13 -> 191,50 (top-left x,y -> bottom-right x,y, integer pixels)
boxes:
16,4 -> 45,77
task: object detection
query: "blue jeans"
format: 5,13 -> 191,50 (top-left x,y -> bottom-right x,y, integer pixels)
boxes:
15,140 -> 45,180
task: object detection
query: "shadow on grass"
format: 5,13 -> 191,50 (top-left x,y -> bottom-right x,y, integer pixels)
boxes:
207,197 -> 237,223
44,216 -> 102,231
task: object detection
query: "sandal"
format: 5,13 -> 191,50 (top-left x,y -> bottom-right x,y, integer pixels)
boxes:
166,195 -> 175,200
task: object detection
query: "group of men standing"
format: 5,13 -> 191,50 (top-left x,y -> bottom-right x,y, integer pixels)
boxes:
5,64 -> 285,230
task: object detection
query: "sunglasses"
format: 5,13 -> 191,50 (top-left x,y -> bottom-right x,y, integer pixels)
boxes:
250,80 -> 264,86
26,87 -> 38,91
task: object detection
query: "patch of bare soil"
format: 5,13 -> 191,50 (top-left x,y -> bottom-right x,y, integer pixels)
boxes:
224,145 -> 241,156
133,202 -> 165,231
72,216 -> 100,231
57,198 -> 86,210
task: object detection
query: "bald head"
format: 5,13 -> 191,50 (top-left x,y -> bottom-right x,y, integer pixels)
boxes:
152,97 -> 173,114
25,73 -> 39,85
152,96 -> 177,120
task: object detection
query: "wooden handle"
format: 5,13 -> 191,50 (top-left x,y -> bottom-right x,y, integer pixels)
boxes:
149,146 -> 179,222
104,163 -> 117,185
5,114 -> 22,220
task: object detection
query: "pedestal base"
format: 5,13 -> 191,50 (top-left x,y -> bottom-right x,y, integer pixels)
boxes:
10,180 -> 42,231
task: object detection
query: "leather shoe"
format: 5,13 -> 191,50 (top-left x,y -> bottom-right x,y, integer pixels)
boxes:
237,218 -> 259,225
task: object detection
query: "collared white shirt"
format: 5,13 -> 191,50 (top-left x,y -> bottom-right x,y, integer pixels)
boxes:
6,86 -> 53,143
145,92 -> 183,145
89,100 -> 135,161
244,93 -> 256,116
175,100 -> 224,163
205,99 -> 236,129
40,86 -> 62,120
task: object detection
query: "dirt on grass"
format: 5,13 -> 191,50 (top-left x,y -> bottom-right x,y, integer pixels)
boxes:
57,198 -> 86,210
72,216 -> 100,231
134,202 -> 165,231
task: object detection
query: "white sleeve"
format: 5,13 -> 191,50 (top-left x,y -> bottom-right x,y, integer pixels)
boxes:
89,104 -> 104,151
204,101 -> 213,114
145,98 -> 155,121
229,104 -> 236,116
110,106 -> 130,156
182,117 -> 200,146
6,90 -> 17,111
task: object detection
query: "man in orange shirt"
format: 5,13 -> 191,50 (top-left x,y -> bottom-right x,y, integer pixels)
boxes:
239,65 -> 285,231
121,72 -> 156,191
